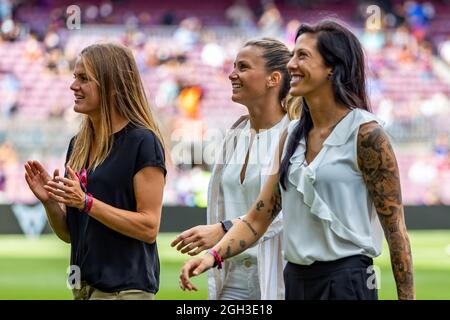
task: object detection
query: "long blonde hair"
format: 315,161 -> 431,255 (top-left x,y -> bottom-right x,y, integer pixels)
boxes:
284,93 -> 302,120
67,43 -> 166,171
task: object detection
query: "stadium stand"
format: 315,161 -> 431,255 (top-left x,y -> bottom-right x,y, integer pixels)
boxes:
0,0 -> 449,206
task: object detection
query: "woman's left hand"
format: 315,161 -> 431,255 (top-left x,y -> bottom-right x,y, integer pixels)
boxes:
44,166 -> 85,210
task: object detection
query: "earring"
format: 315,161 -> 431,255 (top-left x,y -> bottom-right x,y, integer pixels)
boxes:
327,71 -> 333,80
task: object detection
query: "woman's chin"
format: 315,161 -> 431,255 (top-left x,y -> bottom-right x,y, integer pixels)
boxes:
73,105 -> 83,113
289,87 -> 305,97
73,104 -> 89,115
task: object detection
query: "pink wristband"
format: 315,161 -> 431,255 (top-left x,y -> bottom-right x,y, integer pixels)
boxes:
207,249 -> 223,269
83,193 -> 93,214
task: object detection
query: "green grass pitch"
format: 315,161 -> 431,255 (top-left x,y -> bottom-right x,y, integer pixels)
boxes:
0,231 -> 449,300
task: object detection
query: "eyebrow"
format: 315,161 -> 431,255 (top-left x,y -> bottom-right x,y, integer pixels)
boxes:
73,72 -> 87,77
294,48 -> 311,55
234,59 -> 250,66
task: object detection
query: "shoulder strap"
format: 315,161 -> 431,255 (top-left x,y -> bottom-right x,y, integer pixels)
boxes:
230,115 -> 249,129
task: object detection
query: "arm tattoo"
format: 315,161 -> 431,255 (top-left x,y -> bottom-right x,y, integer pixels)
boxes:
358,122 -> 415,300
256,200 -> 264,211
268,182 -> 282,220
241,218 -> 257,237
358,124 -> 402,212
221,239 -> 247,260
226,245 -> 232,259
378,214 -> 414,299
221,239 -> 234,259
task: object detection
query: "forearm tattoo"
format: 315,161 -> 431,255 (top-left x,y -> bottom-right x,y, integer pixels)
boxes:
241,218 -> 257,236
255,183 -> 282,221
378,214 -> 414,299
256,200 -> 264,211
220,239 -> 247,260
358,122 -> 415,300
219,239 -> 234,260
226,245 -> 232,259
269,182 -> 282,220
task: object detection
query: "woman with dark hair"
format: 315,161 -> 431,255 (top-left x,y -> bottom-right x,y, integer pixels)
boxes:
179,20 -> 415,300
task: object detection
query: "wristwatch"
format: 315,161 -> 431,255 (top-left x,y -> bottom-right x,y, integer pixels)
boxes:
220,220 -> 233,233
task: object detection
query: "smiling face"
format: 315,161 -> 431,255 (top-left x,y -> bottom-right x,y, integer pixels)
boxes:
287,33 -> 332,98
70,57 -> 100,116
228,45 -> 270,105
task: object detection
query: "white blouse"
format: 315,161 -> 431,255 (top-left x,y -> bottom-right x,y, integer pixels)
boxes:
208,114 -> 289,300
221,118 -> 287,255
281,108 -> 385,265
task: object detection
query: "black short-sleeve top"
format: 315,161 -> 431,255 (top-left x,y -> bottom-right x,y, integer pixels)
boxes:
65,123 -> 166,293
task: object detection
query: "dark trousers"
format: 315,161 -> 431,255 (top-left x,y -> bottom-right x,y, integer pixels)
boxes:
283,255 -> 378,300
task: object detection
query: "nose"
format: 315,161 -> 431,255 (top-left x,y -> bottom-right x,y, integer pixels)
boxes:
70,79 -> 80,92
287,55 -> 297,72
228,69 -> 238,81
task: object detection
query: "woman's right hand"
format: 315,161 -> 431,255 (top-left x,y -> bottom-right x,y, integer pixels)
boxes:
179,253 -> 215,291
171,224 -> 225,256
24,160 -> 59,205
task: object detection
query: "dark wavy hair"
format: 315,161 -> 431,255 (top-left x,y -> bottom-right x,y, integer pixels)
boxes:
279,20 -> 371,190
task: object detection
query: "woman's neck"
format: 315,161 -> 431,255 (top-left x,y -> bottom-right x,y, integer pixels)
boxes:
246,97 -> 285,132
304,91 -> 350,130
88,111 -> 129,140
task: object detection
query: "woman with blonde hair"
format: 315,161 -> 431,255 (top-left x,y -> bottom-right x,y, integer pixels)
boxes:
171,38 -> 296,300
24,43 -> 166,300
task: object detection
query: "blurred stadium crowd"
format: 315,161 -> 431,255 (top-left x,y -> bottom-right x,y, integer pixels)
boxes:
0,0 -> 449,206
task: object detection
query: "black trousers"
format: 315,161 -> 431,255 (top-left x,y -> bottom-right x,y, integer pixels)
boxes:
283,255 -> 378,300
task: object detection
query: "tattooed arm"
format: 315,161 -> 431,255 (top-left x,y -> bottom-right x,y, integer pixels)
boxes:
219,179 -> 282,258
170,218 -> 242,256
179,130 -> 287,291
358,122 -> 415,300
179,173 -> 282,290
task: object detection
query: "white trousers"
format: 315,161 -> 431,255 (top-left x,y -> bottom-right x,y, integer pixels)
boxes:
218,251 -> 261,300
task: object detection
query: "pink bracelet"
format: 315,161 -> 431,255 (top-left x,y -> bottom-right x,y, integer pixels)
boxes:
207,249 -> 223,269
83,193 -> 93,214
